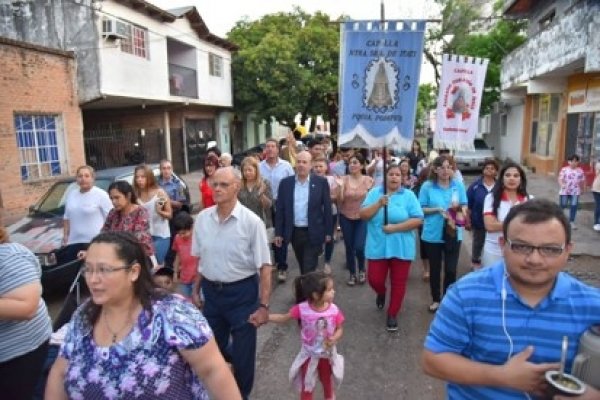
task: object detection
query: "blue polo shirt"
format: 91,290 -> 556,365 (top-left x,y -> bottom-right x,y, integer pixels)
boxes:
425,261 -> 600,399
418,179 -> 467,243
362,187 -> 424,260
466,176 -> 495,229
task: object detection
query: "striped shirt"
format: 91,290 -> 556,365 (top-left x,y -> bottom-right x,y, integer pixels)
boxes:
0,243 -> 52,362
424,261 -> 600,399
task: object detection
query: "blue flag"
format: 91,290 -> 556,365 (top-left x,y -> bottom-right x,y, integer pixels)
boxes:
339,20 -> 425,149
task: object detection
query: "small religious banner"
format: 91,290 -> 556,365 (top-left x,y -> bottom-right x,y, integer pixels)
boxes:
434,54 -> 489,150
339,20 -> 426,149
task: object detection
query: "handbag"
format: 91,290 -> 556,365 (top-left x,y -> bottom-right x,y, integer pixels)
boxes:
442,219 -> 460,252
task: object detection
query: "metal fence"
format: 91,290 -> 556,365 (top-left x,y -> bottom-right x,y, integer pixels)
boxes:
83,128 -> 165,170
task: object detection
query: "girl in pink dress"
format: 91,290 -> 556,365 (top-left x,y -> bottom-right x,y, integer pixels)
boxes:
268,271 -> 344,400
558,154 -> 585,228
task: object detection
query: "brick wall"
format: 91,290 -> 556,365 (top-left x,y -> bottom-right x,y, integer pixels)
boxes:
0,38 -> 85,223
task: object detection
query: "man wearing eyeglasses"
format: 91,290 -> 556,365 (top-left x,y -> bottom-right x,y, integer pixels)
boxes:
422,199 -> 600,399
190,167 -> 272,400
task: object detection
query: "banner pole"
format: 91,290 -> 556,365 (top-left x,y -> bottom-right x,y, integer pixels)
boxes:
381,0 -> 389,225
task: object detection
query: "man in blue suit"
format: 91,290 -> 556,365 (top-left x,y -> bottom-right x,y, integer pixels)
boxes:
274,151 -> 333,275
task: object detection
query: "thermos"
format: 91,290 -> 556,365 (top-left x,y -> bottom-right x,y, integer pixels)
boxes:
572,325 -> 600,388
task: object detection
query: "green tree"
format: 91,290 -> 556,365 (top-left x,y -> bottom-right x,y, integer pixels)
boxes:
227,8 -> 340,128
416,83 -> 437,131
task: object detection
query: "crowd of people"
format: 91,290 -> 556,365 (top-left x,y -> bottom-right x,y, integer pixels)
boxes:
0,136 -> 599,399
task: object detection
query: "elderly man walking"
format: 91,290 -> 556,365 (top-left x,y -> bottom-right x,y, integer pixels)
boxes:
275,151 -> 333,275
191,166 -> 272,400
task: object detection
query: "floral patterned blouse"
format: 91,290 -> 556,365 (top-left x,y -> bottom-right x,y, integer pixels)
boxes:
101,206 -> 154,256
559,166 -> 585,196
59,295 -> 213,399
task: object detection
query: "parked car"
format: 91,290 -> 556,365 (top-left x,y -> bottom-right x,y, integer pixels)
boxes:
232,143 -> 266,166
453,138 -> 496,172
6,164 -> 191,295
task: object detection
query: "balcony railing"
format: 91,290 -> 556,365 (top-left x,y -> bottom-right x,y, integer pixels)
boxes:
168,63 -> 198,99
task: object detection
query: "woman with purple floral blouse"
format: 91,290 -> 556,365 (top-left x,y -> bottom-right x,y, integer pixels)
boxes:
45,232 -> 241,399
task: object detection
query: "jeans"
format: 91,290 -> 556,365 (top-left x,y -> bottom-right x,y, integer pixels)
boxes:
594,192 -> 600,225
424,241 -> 460,303
324,214 -> 338,263
339,214 -> 366,275
470,228 -> 486,264
559,194 -> 579,223
152,236 -> 171,265
202,275 -> 259,400
272,204 -> 289,271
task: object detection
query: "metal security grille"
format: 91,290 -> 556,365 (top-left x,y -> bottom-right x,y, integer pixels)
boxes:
83,128 -> 165,170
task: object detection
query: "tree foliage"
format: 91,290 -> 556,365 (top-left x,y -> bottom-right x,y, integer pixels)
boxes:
416,83 -> 437,130
227,8 -> 340,127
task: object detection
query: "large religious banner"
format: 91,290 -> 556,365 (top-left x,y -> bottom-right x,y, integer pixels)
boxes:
339,20 -> 426,149
434,54 -> 489,150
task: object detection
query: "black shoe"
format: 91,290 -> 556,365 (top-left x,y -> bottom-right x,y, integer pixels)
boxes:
376,294 -> 385,310
386,316 -> 398,332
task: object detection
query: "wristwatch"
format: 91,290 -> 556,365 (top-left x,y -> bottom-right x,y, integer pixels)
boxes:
259,303 -> 269,310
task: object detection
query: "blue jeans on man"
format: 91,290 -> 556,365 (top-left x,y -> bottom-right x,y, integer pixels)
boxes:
201,275 -> 259,400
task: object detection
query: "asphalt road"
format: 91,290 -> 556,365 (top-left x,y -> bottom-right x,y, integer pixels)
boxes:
251,236 -> 471,400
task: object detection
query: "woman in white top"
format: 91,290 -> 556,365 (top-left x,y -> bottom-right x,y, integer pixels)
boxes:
63,165 -> 113,258
482,162 -> 531,267
593,159 -> 600,231
133,164 -> 172,266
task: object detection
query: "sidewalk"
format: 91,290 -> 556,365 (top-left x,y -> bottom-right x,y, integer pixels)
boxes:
181,170 -> 600,257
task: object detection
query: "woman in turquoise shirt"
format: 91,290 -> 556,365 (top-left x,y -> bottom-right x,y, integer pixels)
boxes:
360,164 -> 424,332
418,155 -> 467,313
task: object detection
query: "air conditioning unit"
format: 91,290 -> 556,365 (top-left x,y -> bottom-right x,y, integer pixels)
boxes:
102,18 -> 129,40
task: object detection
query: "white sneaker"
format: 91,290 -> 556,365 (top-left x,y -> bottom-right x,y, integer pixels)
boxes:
428,302 -> 440,312
593,224 -> 600,232
571,222 -> 577,230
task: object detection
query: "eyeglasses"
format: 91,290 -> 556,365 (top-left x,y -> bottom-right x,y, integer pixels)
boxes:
210,181 -> 232,189
505,239 -> 565,258
82,263 -> 132,277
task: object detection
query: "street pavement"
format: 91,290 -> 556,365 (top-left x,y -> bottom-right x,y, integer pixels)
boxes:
179,168 -> 600,399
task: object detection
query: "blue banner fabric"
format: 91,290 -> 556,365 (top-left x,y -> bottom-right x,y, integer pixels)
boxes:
339,20 -> 425,149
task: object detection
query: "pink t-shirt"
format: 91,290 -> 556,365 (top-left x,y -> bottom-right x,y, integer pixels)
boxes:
172,234 -> 199,284
559,166 -> 585,195
289,301 -> 344,356
339,175 -> 373,219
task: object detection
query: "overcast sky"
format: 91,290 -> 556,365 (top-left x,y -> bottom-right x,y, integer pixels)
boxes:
149,0 -> 441,82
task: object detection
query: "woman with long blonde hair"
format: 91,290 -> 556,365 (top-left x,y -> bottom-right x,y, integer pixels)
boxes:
238,157 -> 273,237
133,165 -> 172,267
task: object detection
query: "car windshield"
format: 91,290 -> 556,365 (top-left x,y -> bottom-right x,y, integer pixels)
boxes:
33,178 -> 113,216
474,139 -> 490,150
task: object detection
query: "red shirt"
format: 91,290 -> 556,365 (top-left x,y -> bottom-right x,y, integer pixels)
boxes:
199,178 -> 215,208
172,234 -> 199,284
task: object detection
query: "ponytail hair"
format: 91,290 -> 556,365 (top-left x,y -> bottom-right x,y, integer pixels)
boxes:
294,271 -> 331,304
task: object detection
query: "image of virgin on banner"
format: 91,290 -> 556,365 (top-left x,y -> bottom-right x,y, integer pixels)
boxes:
339,20 -> 425,150
434,54 -> 489,151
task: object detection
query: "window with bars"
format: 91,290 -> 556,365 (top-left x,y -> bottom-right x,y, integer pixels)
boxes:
209,53 -> 223,77
120,24 -> 148,58
14,115 -> 65,181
